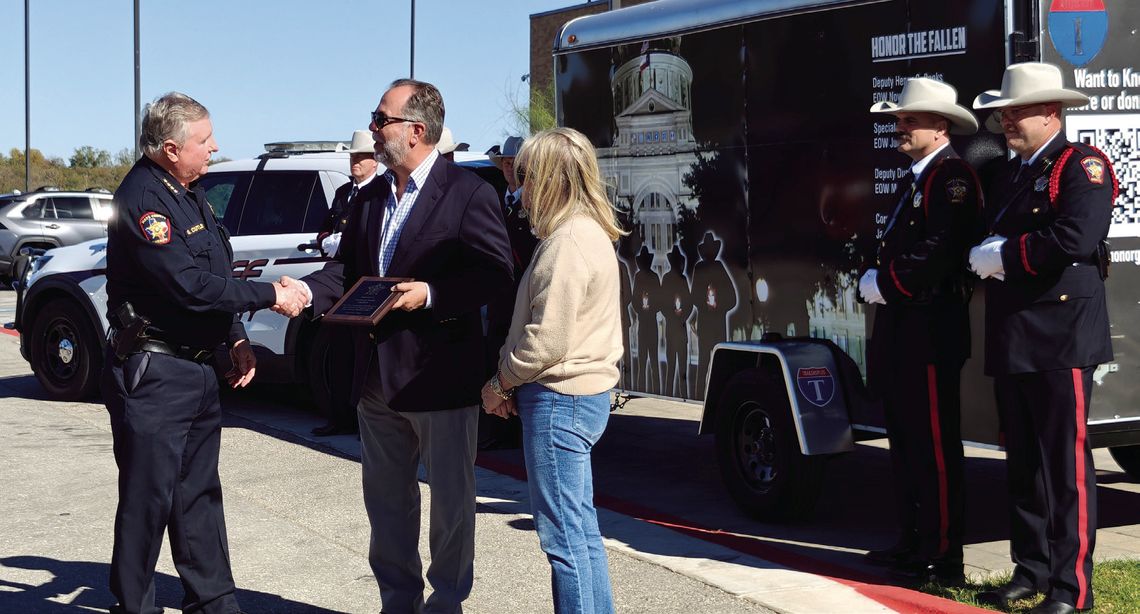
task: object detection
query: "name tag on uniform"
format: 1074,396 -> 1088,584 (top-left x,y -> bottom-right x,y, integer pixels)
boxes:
186,223 -> 205,236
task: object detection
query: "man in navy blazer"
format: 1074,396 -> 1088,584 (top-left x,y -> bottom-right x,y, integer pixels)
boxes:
284,79 -> 512,613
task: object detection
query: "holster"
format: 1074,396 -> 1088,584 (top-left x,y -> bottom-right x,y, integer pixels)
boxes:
1096,239 -> 1110,280
108,302 -> 151,361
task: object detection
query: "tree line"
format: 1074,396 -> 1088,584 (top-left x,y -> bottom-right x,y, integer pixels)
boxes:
1,146 -> 135,194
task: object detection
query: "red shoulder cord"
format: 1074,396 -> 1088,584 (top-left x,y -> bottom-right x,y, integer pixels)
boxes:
1049,144 -> 1120,206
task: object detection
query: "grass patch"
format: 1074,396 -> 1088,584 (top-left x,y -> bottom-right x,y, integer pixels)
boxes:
919,559 -> 1140,612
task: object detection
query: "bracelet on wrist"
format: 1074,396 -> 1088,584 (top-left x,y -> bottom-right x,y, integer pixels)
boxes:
490,373 -> 515,400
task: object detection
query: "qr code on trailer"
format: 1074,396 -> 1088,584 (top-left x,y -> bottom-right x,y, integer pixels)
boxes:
1068,114 -> 1140,238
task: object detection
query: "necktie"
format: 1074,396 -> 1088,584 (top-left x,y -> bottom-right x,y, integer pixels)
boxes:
1013,163 -> 1029,184
348,185 -> 359,203
882,171 -> 914,238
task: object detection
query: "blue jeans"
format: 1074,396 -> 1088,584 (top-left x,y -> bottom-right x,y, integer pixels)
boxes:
518,384 -> 615,614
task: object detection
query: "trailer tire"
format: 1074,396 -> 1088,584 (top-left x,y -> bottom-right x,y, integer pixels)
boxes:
1109,445 -> 1140,482
714,369 -> 825,521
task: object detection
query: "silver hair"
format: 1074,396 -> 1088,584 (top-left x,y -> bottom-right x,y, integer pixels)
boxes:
388,79 -> 444,144
139,92 -> 210,158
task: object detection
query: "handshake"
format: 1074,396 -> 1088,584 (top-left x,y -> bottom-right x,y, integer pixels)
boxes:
270,276 -> 310,318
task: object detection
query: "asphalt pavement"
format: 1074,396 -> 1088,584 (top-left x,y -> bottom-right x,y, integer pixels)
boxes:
2,288 -> 1138,613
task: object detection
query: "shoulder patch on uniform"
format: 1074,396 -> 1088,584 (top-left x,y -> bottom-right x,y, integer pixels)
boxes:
945,178 -> 969,204
1080,156 -> 1105,184
138,212 -> 172,245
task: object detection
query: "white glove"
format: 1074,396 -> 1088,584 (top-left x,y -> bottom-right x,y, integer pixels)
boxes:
969,235 -> 1007,281
321,232 -> 342,257
859,269 -> 886,305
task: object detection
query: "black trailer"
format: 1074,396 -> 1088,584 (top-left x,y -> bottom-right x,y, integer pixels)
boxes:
553,0 -> 1140,519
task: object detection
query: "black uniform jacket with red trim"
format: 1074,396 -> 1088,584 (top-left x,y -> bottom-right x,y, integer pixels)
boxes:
868,146 -> 981,370
106,156 -> 276,350
318,175 -> 383,238
302,156 -> 514,412
983,135 -> 1114,375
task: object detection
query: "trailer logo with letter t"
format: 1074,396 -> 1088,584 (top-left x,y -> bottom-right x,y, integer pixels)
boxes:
796,367 -> 835,407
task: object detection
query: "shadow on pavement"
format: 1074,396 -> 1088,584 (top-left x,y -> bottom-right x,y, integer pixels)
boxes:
0,555 -> 344,613
480,409 -> 1140,586
5,365 -> 1138,594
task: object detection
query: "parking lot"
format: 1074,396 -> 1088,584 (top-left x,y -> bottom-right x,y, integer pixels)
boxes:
2,288 -> 1139,613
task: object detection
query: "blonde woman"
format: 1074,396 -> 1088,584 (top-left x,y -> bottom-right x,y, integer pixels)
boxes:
480,127 -> 624,614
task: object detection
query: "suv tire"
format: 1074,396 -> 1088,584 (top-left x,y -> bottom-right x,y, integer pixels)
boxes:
29,300 -> 103,400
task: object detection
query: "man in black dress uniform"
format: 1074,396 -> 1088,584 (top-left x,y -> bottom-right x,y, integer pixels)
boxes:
859,77 -> 982,584
311,130 -> 380,436
970,62 -> 1116,614
101,92 -> 305,614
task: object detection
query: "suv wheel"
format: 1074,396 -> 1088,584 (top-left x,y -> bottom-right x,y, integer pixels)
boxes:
29,300 -> 103,400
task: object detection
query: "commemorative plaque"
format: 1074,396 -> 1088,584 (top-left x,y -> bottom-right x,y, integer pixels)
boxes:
322,276 -> 412,326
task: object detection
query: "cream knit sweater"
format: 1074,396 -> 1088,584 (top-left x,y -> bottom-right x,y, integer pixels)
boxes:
497,215 -> 622,395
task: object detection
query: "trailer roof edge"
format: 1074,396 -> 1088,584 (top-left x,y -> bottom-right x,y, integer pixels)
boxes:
554,0 -> 889,54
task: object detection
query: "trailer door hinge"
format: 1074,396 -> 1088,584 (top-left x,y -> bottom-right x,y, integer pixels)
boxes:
1009,31 -> 1040,64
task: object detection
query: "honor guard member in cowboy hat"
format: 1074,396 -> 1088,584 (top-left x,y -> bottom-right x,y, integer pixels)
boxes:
436,125 -> 459,161
102,92 -> 306,614
482,135 -> 538,448
859,77 -> 982,584
311,130 -> 381,437
969,62 -> 1117,614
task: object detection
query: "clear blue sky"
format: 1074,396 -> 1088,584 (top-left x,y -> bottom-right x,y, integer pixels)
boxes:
0,0 -> 573,163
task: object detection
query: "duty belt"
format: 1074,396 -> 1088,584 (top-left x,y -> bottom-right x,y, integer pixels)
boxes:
137,339 -> 215,364
110,329 -> 214,364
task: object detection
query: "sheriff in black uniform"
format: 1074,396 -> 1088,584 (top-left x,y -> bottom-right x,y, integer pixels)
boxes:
970,63 -> 1115,614
310,130 -> 380,437
101,92 -> 302,614
482,136 -> 538,447
859,78 -> 982,583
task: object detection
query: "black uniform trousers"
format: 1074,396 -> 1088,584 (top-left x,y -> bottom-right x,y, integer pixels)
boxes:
325,324 -> 358,429
995,367 -> 1097,610
882,360 -> 965,562
102,348 -> 239,614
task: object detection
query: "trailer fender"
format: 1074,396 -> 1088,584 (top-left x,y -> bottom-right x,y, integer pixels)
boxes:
700,340 -> 856,456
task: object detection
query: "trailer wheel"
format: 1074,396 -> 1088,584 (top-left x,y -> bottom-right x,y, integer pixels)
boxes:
1109,445 -> 1140,482
714,369 -> 825,521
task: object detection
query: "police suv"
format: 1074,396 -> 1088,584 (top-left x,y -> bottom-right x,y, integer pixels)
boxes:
15,143 -> 502,414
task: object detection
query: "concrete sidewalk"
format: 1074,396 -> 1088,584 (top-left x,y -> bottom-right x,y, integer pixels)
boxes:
0,329 -> 894,613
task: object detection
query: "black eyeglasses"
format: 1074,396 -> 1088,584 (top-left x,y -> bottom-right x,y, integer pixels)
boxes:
370,111 -> 418,128
992,104 -> 1044,124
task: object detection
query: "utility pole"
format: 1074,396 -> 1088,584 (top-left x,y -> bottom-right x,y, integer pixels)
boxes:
409,0 -> 416,78
24,0 -> 31,191
134,0 -> 141,160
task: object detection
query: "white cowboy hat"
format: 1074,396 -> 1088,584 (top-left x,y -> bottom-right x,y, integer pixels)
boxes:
342,130 -> 374,154
973,62 -> 1090,133
490,136 -> 524,169
436,126 -> 458,155
869,77 -> 978,135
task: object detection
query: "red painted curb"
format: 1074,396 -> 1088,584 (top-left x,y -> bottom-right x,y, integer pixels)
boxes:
475,452 -> 988,614
0,328 -> 19,338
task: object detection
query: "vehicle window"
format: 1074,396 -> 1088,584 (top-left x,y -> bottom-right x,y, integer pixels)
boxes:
301,177 -> 331,233
21,201 -> 45,219
195,171 -> 251,233
50,197 -> 95,220
93,199 -> 114,222
237,172 -> 317,235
